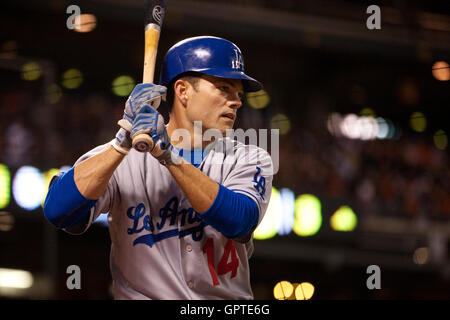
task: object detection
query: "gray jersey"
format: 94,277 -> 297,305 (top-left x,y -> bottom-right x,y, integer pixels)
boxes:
67,137 -> 273,300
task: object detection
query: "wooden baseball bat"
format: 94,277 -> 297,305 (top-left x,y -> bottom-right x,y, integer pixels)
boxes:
132,0 -> 166,152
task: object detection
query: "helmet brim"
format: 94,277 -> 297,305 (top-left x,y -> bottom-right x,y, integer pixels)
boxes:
192,68 -> 263,93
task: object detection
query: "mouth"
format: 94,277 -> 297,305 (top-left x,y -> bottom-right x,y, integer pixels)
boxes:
221,112 -> 236,121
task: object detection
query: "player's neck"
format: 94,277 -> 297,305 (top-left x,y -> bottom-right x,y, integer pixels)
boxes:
167,117 -> 213,150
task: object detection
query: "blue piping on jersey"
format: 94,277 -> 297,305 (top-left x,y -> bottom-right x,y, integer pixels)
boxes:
43,167 -> 97,229
174,148 -> 205,168
174,142 -> 217,167
199,183 -> 258,239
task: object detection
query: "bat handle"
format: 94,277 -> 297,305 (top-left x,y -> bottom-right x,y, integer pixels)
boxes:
132,134 -> 154,153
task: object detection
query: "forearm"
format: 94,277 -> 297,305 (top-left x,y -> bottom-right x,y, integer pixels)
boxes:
44,144 -> 125,228
166,160 -> 219,213
74,144 -> 126,199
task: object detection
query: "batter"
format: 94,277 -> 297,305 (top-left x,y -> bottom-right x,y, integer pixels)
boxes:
44,36 -> 274,300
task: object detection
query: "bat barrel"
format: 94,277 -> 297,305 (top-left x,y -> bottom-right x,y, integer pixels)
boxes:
134,0 -> 166,153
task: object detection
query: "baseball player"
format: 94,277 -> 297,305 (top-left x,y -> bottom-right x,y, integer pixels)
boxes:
44,36 -> 273,299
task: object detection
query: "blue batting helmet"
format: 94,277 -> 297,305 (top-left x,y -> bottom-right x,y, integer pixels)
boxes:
159,36 -> 262,92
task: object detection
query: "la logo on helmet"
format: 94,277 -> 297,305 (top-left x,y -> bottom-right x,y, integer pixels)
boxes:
231,49 -> 244,70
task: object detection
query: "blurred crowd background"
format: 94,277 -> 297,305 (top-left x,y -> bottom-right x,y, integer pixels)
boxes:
0,0 -> 449,300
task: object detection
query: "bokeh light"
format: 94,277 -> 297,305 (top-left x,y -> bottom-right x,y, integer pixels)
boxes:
432,61 -> 450,81
270,113 -> 291,135
21,62 -> 42,81
358,116 -> 379,140
295,282 -> 315,300
278,188 -> 295,236
12,166 -> 45,211
293,194 -> 322,237
0,268 -> 33,289
385,119 -> 399,139
326,112 -> 343,137
328,112 -> 387,141
409,111 -> 427,132
41,168 -> 61,207
330,205 -> 357,232
413,247 -> 429,265
62,68 -> 83,89
339,114 -> 378,140
273,281 -> 294,300
433,130 -> 447,150
0,164 -> 11,209
73,14 -> 97,33
45,83 -> 63,104
0,40 -> 18,58
254,187 -> 280,240
375,117 -> 389,139
0,211 -> 14,232
246,90 -> 270,109
112,75 -> 135,96
360,107 -> 375,118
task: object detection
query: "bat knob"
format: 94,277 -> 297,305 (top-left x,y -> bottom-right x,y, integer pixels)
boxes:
132,134 -> 154,153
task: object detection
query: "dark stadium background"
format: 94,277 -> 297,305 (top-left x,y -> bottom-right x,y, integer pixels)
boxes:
0,0 -> 449,300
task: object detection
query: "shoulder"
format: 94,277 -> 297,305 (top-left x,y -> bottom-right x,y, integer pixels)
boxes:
222,137 -> 274,174
217,137 -> 268,155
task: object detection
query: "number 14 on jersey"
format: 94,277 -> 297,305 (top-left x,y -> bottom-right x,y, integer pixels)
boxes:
202,238 -> 239,286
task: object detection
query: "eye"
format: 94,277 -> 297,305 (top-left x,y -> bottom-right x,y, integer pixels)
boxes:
218,85 -> 229,92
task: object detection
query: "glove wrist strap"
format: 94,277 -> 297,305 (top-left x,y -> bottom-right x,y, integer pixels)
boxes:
110,139 -> 130,155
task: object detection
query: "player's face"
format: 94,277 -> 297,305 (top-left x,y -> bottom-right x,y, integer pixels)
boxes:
186,75 -> 244,134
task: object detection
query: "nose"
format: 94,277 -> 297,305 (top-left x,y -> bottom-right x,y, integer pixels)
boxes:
229,92 -> 243,110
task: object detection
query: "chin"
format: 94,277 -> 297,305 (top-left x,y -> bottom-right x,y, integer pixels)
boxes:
209,120 -> 230,132
220,124 -> 235,134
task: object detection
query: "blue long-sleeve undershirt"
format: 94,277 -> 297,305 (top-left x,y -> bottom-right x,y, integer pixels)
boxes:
43,167 -> 96,229
199,183 -> 259,239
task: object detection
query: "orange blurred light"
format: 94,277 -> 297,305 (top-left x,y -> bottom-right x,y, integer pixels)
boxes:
432,61 -> 450,81
73,14 -> 97,33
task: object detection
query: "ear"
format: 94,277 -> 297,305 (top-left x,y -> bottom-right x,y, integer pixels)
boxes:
173,79 -> 189,106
